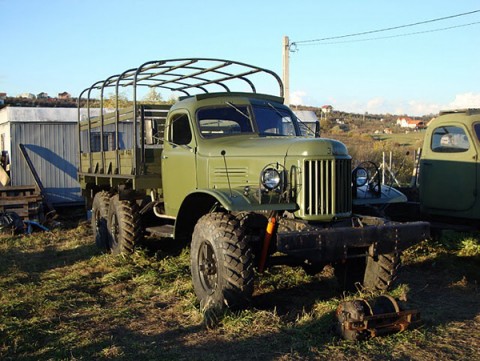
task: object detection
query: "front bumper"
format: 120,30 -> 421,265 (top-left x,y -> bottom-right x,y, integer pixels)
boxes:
276,220 -> 430,262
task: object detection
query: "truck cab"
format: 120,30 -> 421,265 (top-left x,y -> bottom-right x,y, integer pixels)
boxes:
419,109 -> 480,221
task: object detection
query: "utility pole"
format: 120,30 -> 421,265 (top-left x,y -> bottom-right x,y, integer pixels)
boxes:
282,36 -> 290,106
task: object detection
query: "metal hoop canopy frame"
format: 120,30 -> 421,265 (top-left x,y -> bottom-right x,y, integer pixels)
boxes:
77,58 -> 284,110
77,58 -> 284,178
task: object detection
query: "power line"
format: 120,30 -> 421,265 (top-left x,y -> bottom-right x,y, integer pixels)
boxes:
295,21 -> 480,47
291,9 -> 480,48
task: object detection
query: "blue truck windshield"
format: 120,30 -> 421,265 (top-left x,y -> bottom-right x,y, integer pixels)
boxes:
197,104 -> 299,138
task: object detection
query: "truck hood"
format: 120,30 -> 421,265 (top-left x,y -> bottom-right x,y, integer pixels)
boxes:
197,135 -> 349,159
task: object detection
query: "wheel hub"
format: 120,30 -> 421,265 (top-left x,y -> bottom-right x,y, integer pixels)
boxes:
198,241 -> 218,293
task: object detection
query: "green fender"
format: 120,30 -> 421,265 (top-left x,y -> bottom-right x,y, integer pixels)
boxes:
189,188 -> 298,212
173,188 -> 297,242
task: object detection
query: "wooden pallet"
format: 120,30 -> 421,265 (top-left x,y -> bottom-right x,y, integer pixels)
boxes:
0,185 -> 43,221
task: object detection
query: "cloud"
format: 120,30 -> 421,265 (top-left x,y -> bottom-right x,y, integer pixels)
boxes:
365,97 -> 386,113
288,91 -> 480,117
446,92 -> 480,109
406,100 -> 441,116
289,90 -> 307,105
401,92 -> 480,115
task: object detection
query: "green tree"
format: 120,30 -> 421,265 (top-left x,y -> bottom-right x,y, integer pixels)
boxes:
102,92 -> 131,108
143,88 -> 163,103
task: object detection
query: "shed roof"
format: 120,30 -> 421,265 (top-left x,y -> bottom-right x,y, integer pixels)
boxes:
0,106 -> 100,124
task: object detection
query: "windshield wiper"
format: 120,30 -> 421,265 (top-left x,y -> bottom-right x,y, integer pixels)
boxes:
226,101 -> 251,121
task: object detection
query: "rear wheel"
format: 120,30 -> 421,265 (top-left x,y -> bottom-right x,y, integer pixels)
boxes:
107,195 -> 142,255
190,212 -> 254,311
91,191 -> 110,250
335,252 -> 400,292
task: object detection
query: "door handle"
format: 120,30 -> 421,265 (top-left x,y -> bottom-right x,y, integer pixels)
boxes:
162,155 -> 168,159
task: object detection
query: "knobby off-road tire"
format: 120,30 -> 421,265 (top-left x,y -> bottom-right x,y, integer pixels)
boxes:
235,211 -> 268,266
363,253 -> 400,291
190,212 -> 254,311
335,253 -> 400,292
107,195 -> 142,255
91,191 -> 110,250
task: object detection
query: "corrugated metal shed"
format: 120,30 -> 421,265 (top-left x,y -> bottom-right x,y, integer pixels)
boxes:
0,106 -> 91,206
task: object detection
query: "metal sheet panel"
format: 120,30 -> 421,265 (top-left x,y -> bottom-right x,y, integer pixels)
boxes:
10,122 -> 83,205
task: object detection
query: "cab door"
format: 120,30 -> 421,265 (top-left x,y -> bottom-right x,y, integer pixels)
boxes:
161,111 -> 197,216
420,123 -> 477,211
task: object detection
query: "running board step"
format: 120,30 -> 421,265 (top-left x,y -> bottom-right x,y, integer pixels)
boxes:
145,225 -> 174,238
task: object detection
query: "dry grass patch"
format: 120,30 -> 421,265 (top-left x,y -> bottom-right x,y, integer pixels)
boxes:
0,219 -> 479,360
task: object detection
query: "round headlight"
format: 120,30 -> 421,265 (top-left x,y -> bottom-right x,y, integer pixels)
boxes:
353,167 -> 368,187
261,168 -> 281,190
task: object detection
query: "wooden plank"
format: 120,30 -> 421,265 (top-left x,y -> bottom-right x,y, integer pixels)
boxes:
0,185 -> 38,193
18,144 -> 55,213
0,185 -> 43,221
0,198 -> 42,206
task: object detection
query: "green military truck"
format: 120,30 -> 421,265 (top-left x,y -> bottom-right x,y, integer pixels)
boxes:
418,109 -> 480,226
77,58 -> 429,311
381,109 -> 480,232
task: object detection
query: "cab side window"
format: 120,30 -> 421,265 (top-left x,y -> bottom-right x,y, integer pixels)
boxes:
474,123 -> 480,142
170,114 -> 192,145
431,126 -> 470,153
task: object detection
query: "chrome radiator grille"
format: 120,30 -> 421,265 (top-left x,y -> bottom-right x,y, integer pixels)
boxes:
303,159 -> 352,217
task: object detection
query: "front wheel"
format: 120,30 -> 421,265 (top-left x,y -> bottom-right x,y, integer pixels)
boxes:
107,195 -> 142,255
335,252 -> 400,292
190,212 -> 254,311
363,253 -> 400,291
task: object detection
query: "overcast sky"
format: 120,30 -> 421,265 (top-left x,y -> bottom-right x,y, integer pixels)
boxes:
1,0 -> 479,116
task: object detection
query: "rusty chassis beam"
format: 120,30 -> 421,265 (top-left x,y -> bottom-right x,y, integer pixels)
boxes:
276,221 -> 429,262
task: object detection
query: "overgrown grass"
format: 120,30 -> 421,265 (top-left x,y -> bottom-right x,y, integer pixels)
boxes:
0,220 -> 479,360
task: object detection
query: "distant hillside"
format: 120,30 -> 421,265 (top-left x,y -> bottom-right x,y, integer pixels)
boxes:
0,96 -> 78,109
292,105 -> 434,134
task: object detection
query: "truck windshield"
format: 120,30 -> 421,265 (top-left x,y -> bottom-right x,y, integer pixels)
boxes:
197,106 -> 254,138
431,126 -> 470,153
252,105 -> 298,136
197,104 -> 299,138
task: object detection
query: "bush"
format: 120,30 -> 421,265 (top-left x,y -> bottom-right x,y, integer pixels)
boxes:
459,238 -> 480,257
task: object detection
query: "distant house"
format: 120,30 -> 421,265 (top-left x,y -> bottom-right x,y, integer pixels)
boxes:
19,93 -> 36,100
396,116 -> 425,129
321,105 -> 333,114
37,92 -> 49,99
58,92 -> 71,100
0,93 -> 7,100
